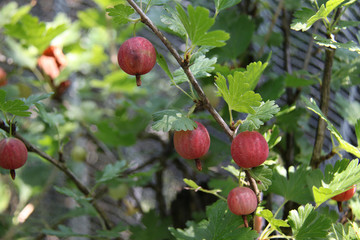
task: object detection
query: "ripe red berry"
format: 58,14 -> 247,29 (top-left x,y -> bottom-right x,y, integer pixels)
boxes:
117,37 -> 156,87
0,137 -> 28,180
227,187 -> 258,216
331,185 -> 356,202
173,121 -> 210,171
231,131 -> 269,169
0,67 -> 7,87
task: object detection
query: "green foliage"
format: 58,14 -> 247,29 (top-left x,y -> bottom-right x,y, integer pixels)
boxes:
152,110 -> 197,132
269,166 -> 323,205
259,209 -> 289,233
328,222 -> 360,240
0,90 -> 30,117
313,159 -> 360,207
175,4 -> 230,48
288,204 -> 332,240
106,4 -> 135,25
4,13 -> 67,52
214,0 -> 242,14
291,0 -> 346,31
303,97 -> 360,157
169,201 -> 258,240
173,55 -> 217,84
130,210 -> 172,240
248,165 -> 272,191
239,100 -> 280,131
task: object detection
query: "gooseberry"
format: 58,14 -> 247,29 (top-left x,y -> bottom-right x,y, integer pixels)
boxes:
231,131 -> 269,169
117,37 -> 156,86
0,137 -> 28,180
173,121 -> 210,171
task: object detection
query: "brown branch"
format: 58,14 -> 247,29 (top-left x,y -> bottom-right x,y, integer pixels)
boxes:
126,0 -> 233,139
310,48 -> 335,169
0,121 -> 114,230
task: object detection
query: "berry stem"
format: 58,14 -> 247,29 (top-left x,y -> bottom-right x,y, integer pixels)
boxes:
242,215 -> 249,228
195,158 -> 202,171
10,169 -> 16,180
136,75 -> 142,86
337,201 -> 343,212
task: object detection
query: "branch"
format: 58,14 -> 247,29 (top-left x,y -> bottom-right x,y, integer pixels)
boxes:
126,0 -> 233,139
0,121 -> 114,230
310,48 -> 335,169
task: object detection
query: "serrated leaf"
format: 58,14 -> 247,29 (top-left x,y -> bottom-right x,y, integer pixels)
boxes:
152,110 -> 196,132
239,100 -> 280,131
214,0 -> 242,13
170,201 -> 258,240
161,7 -> 187,37
173,55 -> 216,84
106,4 -> 134,25
303,96 -> 360,158
313,159 -> 360,207
291,0 -> 345,32
288,204 -> 332,240
176,4 -> 229,47
314,34 -> 360,53
291,8 -> 316,31
96,160 -> 127,184
328,222 -> 360,240
269,165 -> 323,205
248,165 -> 272,191
259,209 -> 289,233
0,90 -> 31,117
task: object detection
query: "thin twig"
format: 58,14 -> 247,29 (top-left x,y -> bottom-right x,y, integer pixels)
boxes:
126,0 -> 233,139
0,121 -> 114,230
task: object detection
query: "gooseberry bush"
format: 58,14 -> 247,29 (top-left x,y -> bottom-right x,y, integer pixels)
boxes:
0,0 -> 360,239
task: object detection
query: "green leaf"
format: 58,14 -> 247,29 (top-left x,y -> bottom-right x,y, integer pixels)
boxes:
54,186 -> 90,202
239,100 -> 280,131
173,55 -> 217,84
269,165 -> 323,205
288,204 -> 332,240
183,178 -> 224,198
4,14 -> 67,52
106,4 -> 135,25
291,8 -> 316,31
215,0 -> 242,13
130,210 -> 172,240
314,34 -> 360,53
313,159 -> 360,207
291,0 -> 345,32
156,51 -> 173,80
96,161 -> 127,184
24,93 -> 53,106
328,222 -> 360,240
259,209 -> 289,233
176,4 -> 229,47
161,7 -> 187,37
355,119 -> 360,146
285,73 -> 317,87
0,90 -> 30,117
303,97 -> 360,158
169,201 -> 258,240
152,109 -> 197,132
248,165 -> 273,191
